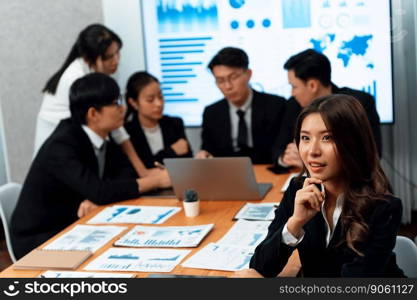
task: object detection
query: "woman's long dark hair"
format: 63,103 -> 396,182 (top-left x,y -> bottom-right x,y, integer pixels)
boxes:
124,71 -> 159,121
43,24 -> 122,95
294,94 -> 390,256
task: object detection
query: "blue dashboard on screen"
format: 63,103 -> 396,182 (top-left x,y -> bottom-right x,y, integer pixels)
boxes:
141,0 -> 393,125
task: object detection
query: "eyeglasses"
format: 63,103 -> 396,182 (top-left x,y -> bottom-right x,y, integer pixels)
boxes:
111,94 -> 125,107
215,70 -> 246,87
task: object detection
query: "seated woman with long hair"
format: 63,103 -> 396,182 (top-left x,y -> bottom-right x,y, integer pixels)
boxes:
124,71 -> 192,168
247,94 -> 404,277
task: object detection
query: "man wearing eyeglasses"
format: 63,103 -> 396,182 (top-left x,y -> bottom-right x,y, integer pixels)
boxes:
11,73 -> 171,259
196,47 -> 286,164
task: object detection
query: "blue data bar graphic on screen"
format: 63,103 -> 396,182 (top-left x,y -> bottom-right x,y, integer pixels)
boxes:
159,35 -> 212,104
160,43 -> 206,48
161,56 -> 184,60
160,50 -> 204,54
362,80 -> 377,100
157,0 -> 218,33
282,0 -> 311,29
161,68 -> 193,72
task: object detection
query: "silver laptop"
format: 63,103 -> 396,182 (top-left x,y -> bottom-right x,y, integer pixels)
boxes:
163,157 -> 272,201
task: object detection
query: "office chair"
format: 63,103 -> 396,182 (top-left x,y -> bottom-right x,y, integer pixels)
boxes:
393,235 -> 417,278
0,182 -> 21,263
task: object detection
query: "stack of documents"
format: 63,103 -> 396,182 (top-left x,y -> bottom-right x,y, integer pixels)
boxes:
181,219 -> 271,272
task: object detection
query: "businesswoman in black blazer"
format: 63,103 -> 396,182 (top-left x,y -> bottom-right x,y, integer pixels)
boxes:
124,72 -> 192,168
245,94 -> 404,277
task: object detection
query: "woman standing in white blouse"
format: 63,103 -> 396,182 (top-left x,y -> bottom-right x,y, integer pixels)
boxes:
35,24 -> 156,178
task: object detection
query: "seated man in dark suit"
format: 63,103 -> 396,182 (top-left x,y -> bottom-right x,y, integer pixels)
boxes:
11,73 -> 170,259
196,47 -> 286,164
273,49 -> 382,170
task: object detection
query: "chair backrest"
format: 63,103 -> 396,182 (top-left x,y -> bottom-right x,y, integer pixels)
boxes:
0,100 -> 11,185
393,235 -> 417,278
0,182 -> 21,262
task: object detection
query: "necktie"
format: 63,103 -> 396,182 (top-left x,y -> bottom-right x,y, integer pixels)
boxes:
236,109 -> 248,150
97,141 -> 107,178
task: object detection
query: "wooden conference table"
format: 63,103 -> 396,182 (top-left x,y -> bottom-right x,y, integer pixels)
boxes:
0,165 -> 300,278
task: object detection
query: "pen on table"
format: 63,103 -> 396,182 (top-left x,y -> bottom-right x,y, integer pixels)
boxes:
154,161 -> 166,169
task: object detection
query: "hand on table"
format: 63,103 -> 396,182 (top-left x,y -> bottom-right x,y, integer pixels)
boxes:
77,199 -> 99,218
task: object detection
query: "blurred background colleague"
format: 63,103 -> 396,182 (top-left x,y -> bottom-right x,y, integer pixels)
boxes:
34,23 -> 150,177
274,49 -> 382,170
196,47 -> 286,164
12,73 -> 170,259
124,71 -> 192,169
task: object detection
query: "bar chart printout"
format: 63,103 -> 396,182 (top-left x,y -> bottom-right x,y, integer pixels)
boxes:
216,219 -> 271,249
86,205 -> 181,224
43,225 -> 127,252
84,248 -> 191,273
115,224 -> 214,248
234,203 -> 278,221
181,243 -> 254,271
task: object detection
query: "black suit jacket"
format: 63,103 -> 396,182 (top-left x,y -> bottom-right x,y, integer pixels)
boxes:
124,115 -> 193,169
11,119 -> 140,259
272,84 -> 382,172
201,90 -> 286,164
250,178 -> 404,277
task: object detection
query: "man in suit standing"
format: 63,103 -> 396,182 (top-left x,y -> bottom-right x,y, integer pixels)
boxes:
274,49 -> 382,170
11,73 -> 170,259
196,47 -> 286,164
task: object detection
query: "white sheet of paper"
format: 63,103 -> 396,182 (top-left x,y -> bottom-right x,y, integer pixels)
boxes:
217,219 -> 271,249
181,243 -> 254,272
114,224 -> 213,248
234,203 -> 278,221
40,271 -> 135,278
43,225 -> 127,252
84,248 -> 190,273
87,205 -> 181,224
